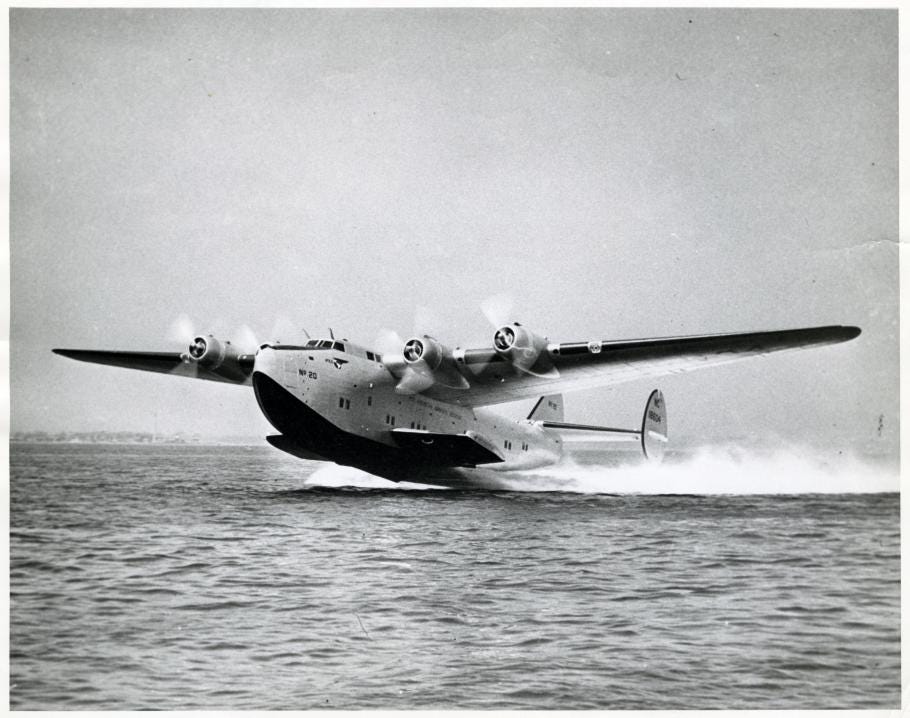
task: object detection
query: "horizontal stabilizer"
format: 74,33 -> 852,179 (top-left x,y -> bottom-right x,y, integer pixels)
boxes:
540,420 -> 640,439
540,389 -> 668,461
391,428 -> 503,466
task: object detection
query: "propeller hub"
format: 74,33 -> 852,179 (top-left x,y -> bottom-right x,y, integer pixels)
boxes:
189,336 -> 208,359
403,338 -> 425,363
493,326 -> 516,352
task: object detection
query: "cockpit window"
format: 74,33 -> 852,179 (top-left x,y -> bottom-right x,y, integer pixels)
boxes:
301,339 -> 346,351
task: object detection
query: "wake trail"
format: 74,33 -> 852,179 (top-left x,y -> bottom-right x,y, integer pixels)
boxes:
498,446 -> 898,494
303,446 -> 899,495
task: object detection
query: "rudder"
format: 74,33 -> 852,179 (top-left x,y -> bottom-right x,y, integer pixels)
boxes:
528,394 -> 564,422
641,389 -> 668,461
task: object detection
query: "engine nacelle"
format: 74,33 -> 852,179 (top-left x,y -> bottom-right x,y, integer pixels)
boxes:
402,335 -> 446,370
492,323 -> 550,373
395,335 -> 468,392
186,335 -> 253,382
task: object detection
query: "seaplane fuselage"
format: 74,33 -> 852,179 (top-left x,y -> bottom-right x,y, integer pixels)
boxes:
252,341 -> 564,488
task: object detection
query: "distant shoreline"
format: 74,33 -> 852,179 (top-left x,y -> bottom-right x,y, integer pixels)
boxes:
10,433 -> 263,447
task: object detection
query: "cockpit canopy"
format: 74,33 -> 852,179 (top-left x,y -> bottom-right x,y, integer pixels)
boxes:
304,339 -> 345,352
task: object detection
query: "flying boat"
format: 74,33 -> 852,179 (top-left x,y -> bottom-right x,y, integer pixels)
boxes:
53,306 -> 860,489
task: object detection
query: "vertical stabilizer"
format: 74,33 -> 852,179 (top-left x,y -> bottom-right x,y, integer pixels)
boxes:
641,389 -> 668,461
528,394 -> 564,421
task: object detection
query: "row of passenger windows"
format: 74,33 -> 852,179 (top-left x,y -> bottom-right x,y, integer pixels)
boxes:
335,396 -> 432,434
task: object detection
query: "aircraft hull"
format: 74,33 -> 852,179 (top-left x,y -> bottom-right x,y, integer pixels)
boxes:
251,370 -> 557,490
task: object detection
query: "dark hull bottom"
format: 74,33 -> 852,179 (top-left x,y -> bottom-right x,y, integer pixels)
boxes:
252,372 -> 483,487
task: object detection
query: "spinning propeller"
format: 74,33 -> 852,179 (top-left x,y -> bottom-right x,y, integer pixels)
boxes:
481,294 -> 559,379
165,314 -> 260,381
375,306 -> 469,394
376,297 -> 557,394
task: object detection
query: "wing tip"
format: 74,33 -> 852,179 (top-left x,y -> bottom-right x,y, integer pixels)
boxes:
801,325 -> 861,344
53,348 -> 101,361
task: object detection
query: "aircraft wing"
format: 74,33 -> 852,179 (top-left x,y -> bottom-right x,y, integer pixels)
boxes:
430,325 -> 860,407
51,349 -> 253,385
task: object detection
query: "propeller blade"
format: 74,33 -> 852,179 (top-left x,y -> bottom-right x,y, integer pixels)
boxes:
173,354 -> 201,380
167,313 -> 196,345
481,293 -> 514,328
395,366 -> 435,395
519,365 -> 560,379
234,324 -> 260,354
373,328 -> 406,373
375,328 -> 405,357
435,370 -> 470,390
510,333 -> 560,378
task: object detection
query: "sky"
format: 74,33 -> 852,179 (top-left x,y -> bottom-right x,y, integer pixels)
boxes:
10,9 -> 898,456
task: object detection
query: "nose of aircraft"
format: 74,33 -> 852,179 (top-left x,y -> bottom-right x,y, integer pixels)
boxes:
252,345 -> 276,375
249,347 -> 313,439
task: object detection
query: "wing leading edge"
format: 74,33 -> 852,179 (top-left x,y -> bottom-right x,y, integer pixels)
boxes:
51,349 -> 253,384
431,325 -> 860,406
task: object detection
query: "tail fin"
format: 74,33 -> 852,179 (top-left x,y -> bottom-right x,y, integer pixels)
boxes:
528,394 -> 564,421
641,389 -> 668,461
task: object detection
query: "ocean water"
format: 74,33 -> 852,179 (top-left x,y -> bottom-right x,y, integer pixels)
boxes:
9,443 -> 900,709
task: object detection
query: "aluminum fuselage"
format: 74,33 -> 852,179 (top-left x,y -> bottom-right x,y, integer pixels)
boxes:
252,341 -> 563,488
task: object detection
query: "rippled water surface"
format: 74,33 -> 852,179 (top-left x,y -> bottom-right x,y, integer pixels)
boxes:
10,443 -> 899,709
